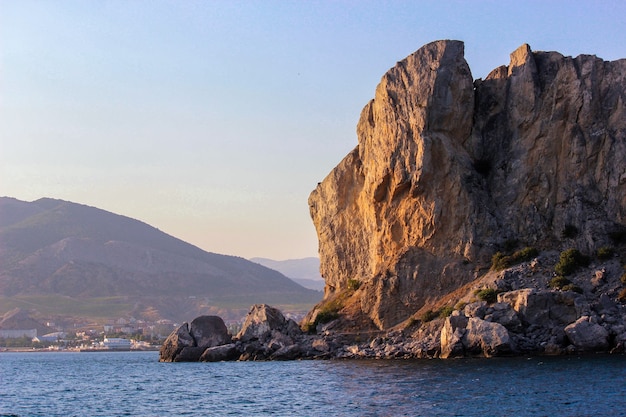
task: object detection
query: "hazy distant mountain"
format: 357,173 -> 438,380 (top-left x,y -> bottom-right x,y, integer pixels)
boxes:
0,197 -> 321,322
250,257 -> 325,291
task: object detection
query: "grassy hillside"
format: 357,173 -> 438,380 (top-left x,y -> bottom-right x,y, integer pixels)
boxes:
0,197 -> 321,322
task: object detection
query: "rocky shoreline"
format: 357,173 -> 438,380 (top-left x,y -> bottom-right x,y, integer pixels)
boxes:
159,300 -> 624,363
160,253 -> 626,362
159,282 -> 626,362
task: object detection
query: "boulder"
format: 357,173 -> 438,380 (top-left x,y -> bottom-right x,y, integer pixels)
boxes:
464,302 -> 487,319
463,317 -> 512,357
486,303 -> 522,331
236,304 -> 301,343
174,346 -> 207,362
159,323 -> 195,362
564,316 -> 609,351
159,316 -> 233,362
270,344 -> 302,361
498,289 -> 579,326
200,344 -> 240,362
440,313 -> 468,359
189,315 -> 232,348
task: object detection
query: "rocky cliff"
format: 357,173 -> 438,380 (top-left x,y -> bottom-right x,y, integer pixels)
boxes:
308,40 -> 626,330
161,41 -> 626,360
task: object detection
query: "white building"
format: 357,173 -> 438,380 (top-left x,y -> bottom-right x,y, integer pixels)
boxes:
102,337 -> 131,350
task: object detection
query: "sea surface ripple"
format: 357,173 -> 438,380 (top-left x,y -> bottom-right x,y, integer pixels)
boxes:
1,351 -> 625,416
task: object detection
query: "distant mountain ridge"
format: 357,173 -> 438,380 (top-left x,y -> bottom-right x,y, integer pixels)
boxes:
250,257 -> 325,291
0,197 -> 321,322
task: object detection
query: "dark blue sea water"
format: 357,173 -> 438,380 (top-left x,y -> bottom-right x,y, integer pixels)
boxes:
1,351 -> 625,417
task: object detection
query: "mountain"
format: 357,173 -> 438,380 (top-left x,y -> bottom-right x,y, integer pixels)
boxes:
307,40 -> 626,330
0,197 -> 321,322
249,257 -> 325,291
0,308 -> 52,336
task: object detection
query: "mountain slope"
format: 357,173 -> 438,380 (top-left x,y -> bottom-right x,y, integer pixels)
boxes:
250,257 -> 324,291
0,197 -> 320,321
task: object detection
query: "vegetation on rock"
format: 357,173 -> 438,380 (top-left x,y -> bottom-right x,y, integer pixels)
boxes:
597,246 -> 614,260
491,247 -> 538,271
555,249 -> 590,276
474,288 -> 499,304
420,305 -> 454,322
347,279 -> 361,291
548,276 -> 571,289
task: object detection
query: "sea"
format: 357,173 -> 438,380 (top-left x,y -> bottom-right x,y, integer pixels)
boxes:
1,351 -> 625,417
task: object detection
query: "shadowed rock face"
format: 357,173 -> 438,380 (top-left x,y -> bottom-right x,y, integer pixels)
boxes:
159,315 -> 231,362
309,40 -> 626,329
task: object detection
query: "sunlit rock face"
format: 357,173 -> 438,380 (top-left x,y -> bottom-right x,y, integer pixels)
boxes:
309,40 -> 626,329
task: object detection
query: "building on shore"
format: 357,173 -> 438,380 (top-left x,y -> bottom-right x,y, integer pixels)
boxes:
102,337 -> 131,351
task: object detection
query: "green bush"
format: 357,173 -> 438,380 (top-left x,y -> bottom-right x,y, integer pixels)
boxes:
347,279 -> 361,291
561,283 -> 583,294
555,249 -> 589,276
305,294 -> 347,333
491,247 -> 538,271
454,301 -> 468,311
549,276 -> 571,289
315,310 -> 339,325
438,306 -> 454,319
475,288 -> 498,304
491,252 -> 508,270
597,246 -> 614,260
420,310 -> 439,323
420,305 -> 457,322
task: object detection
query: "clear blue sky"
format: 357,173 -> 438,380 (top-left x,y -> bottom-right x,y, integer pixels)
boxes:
1,1 -> 625,260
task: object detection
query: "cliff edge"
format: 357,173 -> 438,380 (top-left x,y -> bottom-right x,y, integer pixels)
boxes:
307,40 -> 626,331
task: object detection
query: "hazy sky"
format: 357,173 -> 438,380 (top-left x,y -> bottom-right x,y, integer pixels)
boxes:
1,1 -> 625,260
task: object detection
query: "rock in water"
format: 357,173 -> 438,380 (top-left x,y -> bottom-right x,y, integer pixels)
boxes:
463,318 -> 512,357
189,315 -> 232,348
236,304 -> 301,343
564,316 -> 610,351
159,323 -> 195,362
308,40 -> 626,330
159,315 -> 231,362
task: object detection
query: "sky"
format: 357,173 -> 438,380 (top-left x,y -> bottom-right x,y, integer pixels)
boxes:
1,1 -> 625,261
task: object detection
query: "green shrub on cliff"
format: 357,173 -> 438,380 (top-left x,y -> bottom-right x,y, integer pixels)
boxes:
549,276 -> 571,289
420,305 -> 455,323
555,249 -> 589,276
347,279 -> 361,291
475,288 -> 498,304
420,310 -> 439,323
315,310 -> 339,325
597,246 -> 614,260
548,276 -> 582,293
491,247 -> 538,271
438,306 -> 454,318
561,283 -> 583,294
304,291 -> 349,333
